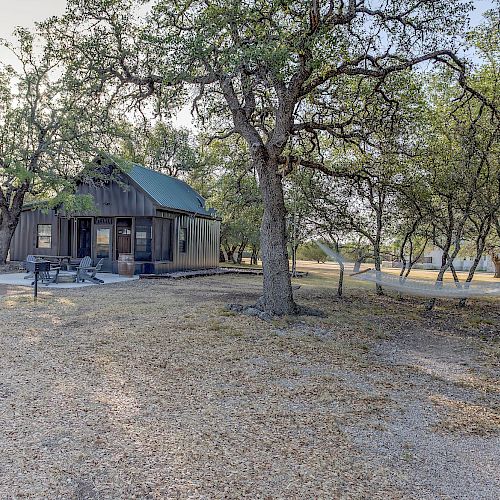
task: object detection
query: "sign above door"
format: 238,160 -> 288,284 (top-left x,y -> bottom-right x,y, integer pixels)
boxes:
95,217 -> 113,225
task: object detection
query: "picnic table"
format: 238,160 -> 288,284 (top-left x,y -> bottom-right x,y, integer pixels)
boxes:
31,255 -> 73,270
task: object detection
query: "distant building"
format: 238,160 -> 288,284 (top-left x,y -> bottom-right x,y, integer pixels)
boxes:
10,163 -> 220,274
422,247 -> 495,273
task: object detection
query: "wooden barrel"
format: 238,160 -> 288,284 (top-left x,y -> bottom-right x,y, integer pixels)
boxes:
118,253 -> 135,277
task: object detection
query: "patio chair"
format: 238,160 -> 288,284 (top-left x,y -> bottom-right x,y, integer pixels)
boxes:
75,257 -> 104,284
24,255 -> 37,279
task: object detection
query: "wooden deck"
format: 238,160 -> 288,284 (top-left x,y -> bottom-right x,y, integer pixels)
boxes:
139,267 -> 308,280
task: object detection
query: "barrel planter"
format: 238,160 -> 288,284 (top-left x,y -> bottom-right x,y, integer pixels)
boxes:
118,253 -> 135,277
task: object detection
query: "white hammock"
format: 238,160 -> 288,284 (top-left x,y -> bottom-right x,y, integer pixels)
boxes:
352,269 -> 500,298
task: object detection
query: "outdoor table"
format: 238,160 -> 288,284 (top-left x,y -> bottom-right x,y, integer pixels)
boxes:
32,255 -> 72,270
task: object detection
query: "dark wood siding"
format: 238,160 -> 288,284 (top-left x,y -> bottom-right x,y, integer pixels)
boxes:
76,177 -> 156,217
10,210 -> 59,261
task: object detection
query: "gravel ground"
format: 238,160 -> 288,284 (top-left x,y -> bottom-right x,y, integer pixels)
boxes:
0,273 -> 499,499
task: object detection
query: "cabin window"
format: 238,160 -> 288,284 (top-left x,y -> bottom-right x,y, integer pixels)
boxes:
179,227 -> 187,253
135,218 -> 152,261
36,224 -> 52,249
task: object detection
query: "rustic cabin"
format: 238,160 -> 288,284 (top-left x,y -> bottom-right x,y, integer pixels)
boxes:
10,163 -> 220,274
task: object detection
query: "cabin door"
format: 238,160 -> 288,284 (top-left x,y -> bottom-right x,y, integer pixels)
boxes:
95,225 -> 113,272
77,218 -> 92,258
116,218 -> 132,258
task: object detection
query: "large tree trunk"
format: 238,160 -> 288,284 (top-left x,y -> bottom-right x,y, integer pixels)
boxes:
494,256 -> 500,278
0,213 -> 20,265
256,161 -> 296,315
0,224 -> 15,264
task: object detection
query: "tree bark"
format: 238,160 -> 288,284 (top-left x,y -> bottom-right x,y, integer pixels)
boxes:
426,243 -> 461,310
0,181 -> 28,264
250,244 -> 259,265
374,198 -> 384,295
403,237 -> 429,281
236,239 -> 247,264
448,263 -> 461,285
330,239 -> 344,298
219,248 -> 226,262
290,243 -> 299,277
494,256 -> 500,278
224,244 -> 237,264
373,243 -> 383,295
458,256 -> 483,307
0,209 -> 22,265
458,217 -> 492,307
0,223 -> 16,264
353,258 -> 363,273
337,260 -> 345,298
256,159 -> 296,315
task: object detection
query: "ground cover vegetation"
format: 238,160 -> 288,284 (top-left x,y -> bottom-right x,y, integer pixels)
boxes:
0,266 -> 499,497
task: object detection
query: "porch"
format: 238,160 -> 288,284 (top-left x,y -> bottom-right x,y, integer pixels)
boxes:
0,272 -> 138,289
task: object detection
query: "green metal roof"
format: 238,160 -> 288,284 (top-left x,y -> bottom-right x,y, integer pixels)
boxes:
125,163 -> 213,217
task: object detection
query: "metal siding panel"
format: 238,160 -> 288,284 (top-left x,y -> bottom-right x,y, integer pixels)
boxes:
76,178 -> 156,217
194,217 -> 199,269
201,218 -> 205,267
13,210 -> 58,260
189,216 -> 193,269
193,217 -> 198,269
205,219 -> 210,267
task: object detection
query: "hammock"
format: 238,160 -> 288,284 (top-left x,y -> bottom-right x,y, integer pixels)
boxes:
351,269 -> 500,299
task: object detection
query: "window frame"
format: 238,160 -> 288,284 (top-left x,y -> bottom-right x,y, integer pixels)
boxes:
36,224 -> 52,249
96,227 -> 111,259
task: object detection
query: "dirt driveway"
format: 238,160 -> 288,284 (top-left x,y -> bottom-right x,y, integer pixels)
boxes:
0,273 -> 499,498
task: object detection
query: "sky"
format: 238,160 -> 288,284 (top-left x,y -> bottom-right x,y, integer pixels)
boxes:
0,0 -> 496,129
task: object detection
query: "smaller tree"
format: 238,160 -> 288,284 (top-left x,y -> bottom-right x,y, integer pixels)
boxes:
121,122 -> 198,178
200,138 -> 262,265
297,243 -> 327,264
0,29 -> 120,263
